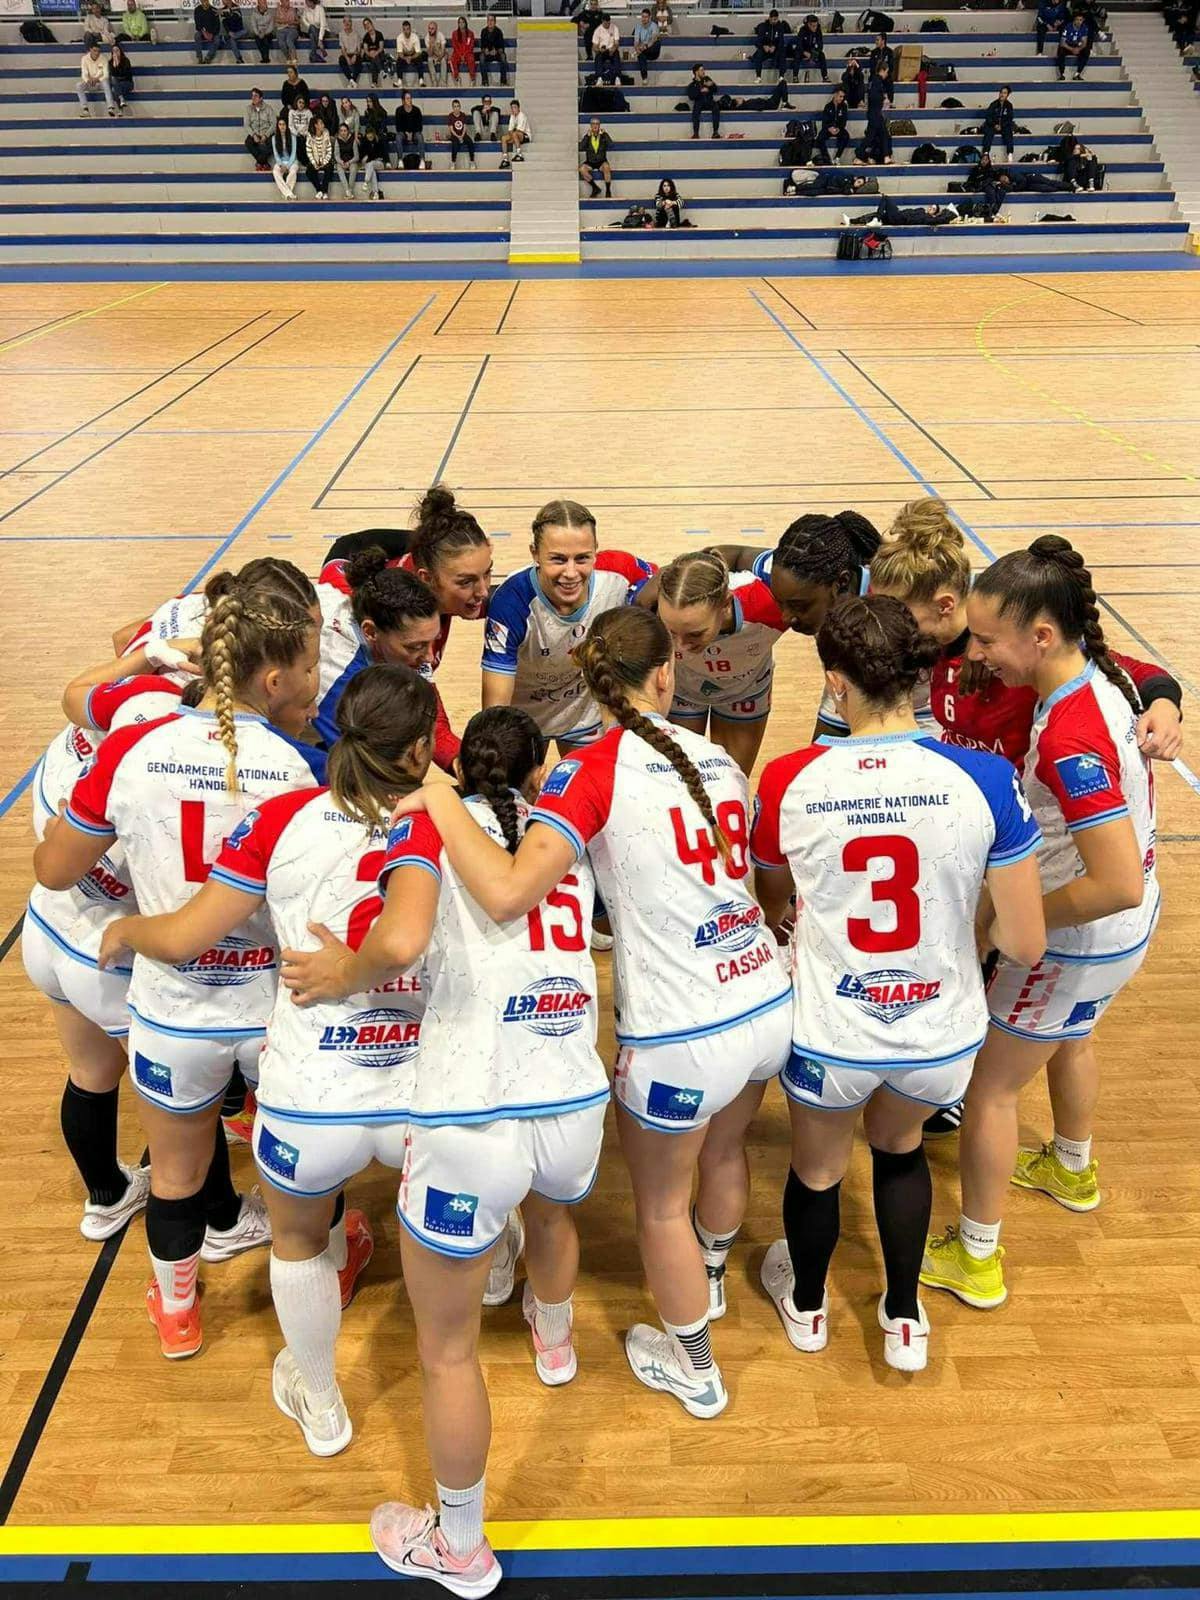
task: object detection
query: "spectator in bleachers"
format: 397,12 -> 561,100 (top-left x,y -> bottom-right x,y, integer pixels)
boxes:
864,56 -> 892,150
784,166 -> 876,195
270,111 -> 299,195
633,9 -> 661,80
83,3 -> 115,49
337,14 -> 362,81
579,0 -> 604,58
1034,0 -> 1066,55
840,54 -> 865,107
288,93 -> 311,161
116,0 -> 153,45
1058,132 -> 1104,189
848,194 -> 958,225
359,119 -> 387,183
305,115 -> 335,195
77,40 -> 116,115
363,91 -> 393,164
578,115 -> 613,195
450,16 -> 478,84
395,89 -> 427,165
792,14 -> 828,83
590,14 -> 622,84
751,10 -> 789,82
425,20 -> 448,83
249,0 -> 275,62
816,84 -> 849,163
473,94 -> 501,138
499,99 -> 530,165
396,21 -> 427,85
338,95 -> 358,136
480,14 -> 509,86
687,62 -> 722,138
361,19 -> 391,83
654,0 -> 673,34
243,85 -> 275,166
981,85 -> 1014,160
280,61 -> 309,108
868,31 -> 892,78
1057,7 -> 1091,77
274,0 -> 299,62
193,0 -> 222,64
109,42 -> 133,110
654,176 -> 684,226
335,122 -> 360,195
219,0 -> 246,63
447,98 -> 477,166
299,0 -> 327,62
313,90 -> 340,135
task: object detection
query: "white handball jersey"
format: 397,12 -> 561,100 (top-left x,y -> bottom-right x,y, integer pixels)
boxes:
530,719 -> 790,1048
1022,661 -> 1159,961
750,730 -> 1041,1073
210,789 -> 423,1121
64,707 -> 326,1038
125,584 -> 343,686
670,572 -> 786,712
378,794 -> 608,1126
482,551 -> 656,742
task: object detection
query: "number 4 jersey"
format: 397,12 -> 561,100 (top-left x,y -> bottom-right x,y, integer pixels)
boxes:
530,719 -> 790,1049
750,731 -> 1041,1072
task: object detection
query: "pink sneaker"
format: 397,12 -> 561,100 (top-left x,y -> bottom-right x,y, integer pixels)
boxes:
369,1502 -> 501,1597
521,1282 -> 578,1387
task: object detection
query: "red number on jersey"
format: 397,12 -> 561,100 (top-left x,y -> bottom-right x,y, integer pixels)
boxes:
703,658 -> 732,674
527,873 -> 587,953
843,835 -> 921,954
346,848 -> 386,953
670,802 -> 750,885
180,800 -> 212,884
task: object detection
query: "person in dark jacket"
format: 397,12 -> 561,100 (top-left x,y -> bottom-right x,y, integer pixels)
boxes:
395,90 -> 426,165
194,0 -> 221,62
751,10 -> 789,80
312,90 -> 339,139
362,91 -> 392,166
791,14 -> 828,82
785,166 -> 876,195
1057,9 -> 1092,78
981,84 -> 1014,159
849,193 -> 958,225
868,32 -> 892,78
815,84 -> 849,163
1058,133 -> 1104,190
1034,0 -> 1066,55
654,176 -> 683,227
840,55 -> 866,107
109,41 -> 134,109
479,12 -> 508,84
864,57 -> 893,158
280,63 -> 309,108
687,62 -> 721,138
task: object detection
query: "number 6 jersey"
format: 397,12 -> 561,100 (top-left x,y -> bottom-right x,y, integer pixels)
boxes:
750,731 -> 1041,1072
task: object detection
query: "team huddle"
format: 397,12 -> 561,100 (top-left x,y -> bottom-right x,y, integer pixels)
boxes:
25,488 -> 1176,1597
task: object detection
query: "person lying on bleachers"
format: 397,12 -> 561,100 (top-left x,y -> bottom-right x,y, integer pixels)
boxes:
848,194 -> 959,226
785,167 -> 877,196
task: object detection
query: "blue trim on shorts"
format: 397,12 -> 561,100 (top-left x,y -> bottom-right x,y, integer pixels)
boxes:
710,705 -> 772,725
129,1078 -> 226,1115
781,1080 -> 870,1112
881,1078 -> 964,1110
395,1202 -> 497,1259
256,1102 -> 411,1124
1042,906 -> 1159,965
530,1161 -> 601,1207
128,1004 -> 266,1040
789,1036 -> 984,1071
987,1014 -> 1093,1044
24,899 -> 133,976
253,1163 -> 348,1199
615,985 -> 790,1048
407,1086 -> 611,1128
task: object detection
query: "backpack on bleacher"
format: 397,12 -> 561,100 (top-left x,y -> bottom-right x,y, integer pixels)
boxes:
581,85 -> 629,112
920,16 -> 949,29
837,228 -> 866,259
913,141 -> 947,163
952,142 -> 981,163
888,117 -> 917,135
858,10 -> 894,33
779,119 -> 817,166
923,59 -> 956,80
20,18 -> 56,39
829,10 -> 846,29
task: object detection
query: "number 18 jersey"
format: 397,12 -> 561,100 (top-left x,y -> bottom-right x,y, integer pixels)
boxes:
750,731 -> 1041,1072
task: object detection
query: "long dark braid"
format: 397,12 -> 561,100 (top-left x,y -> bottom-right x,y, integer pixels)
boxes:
774,509 -> 881,587
458,707 -> 547,855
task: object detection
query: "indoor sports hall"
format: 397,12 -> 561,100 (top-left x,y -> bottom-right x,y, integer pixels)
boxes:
1,5 -> 1200,1598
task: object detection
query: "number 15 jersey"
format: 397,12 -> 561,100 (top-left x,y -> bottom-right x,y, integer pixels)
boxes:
750,731 -> 1041,1072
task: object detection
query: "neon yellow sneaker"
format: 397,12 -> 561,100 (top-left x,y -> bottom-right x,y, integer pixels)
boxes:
1012,1143 -> 1100,1212
919,1225 -> 1007,1310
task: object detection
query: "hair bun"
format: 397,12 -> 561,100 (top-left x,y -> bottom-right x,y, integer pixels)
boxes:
343,545 -> 390,590
1029,534 -> 1082,569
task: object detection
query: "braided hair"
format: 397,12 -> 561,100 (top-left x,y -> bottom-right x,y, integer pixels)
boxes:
818,594 -> 943,709
344,546 -> 440,638
774,510 -> 881,587
203,556 -> 317,611
531,498 -> 597,552
327,664 -> 437,829
973,535 -> 1139,713
658,549 -> 730,614
201,586 -> 315,794
575,606 -> 730,861
458,707 -> 548,855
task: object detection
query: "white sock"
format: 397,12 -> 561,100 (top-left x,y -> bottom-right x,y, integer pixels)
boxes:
150,1250 -> 199,1314
1053,1132 -> 1092,1173
436,1474 -> 485,1558
692,1209 -> 739,1270
958,1213 -> 1001,1261
532,1294 -> 573,1347
327,1208 -> 348,1272
269,1251 -> 341,1410
663,1313 -> 714,1373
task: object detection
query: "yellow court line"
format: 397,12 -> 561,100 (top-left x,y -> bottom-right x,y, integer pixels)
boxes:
0,282 -> 167,358
2,1507 -> 1199,1557
973,299 -> 1200,486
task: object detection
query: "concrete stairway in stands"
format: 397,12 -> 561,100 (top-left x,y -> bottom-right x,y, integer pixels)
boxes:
507,19 -> 581,261
1110,9 -> 1200,229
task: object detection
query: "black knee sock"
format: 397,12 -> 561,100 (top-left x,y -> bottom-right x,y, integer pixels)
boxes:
783,1166 -> 840,1312
201,1118 -> 241,1233
146,1188 -> 207,1262
871,1143 -> 931,1322
330,1190 -> 345,1230
220,1063 -> 248,1119
60,1079 -> 127,1206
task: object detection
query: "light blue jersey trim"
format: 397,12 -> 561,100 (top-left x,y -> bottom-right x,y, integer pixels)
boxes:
816,728 -> 927,748
208,865 -> 265,895
987,838 -> 1041,869
534,568 -> 596,628
1038,659 -> 1096,716
24,898 -> 133,977
1067,805 -> 1129,834
615,985 -> 790,1048
789,1036 -> 984,1071
481,660 -> 518,676
63,804 -> 113,838
528,809 -> 586,860
128,1003 -> 266,1040
406,1086 -> 611,1129
258,1102 -> 411,1125
396,1205 -> 496,1259
177,704 -> 268,726
380,854 -> 443,886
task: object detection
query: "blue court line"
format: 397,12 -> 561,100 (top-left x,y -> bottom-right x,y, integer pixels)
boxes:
748,287 -> 1200,802
0,293 -> 434,826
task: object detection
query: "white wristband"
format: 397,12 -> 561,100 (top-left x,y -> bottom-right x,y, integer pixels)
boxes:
144,637 -> 193,673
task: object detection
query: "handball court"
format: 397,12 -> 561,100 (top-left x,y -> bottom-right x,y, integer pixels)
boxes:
0,269 -> 1199,1596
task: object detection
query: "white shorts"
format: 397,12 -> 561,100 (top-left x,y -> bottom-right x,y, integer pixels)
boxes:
22,897 -> 131,1038
672,669 -> 773,726
128,1012 -> 264,1115
781,1047 -> 974,1114
253,1108 -> 409,1198
397,1103 -> 607,1258
614,998 -> 791,1133
987,938 -> 1151,1043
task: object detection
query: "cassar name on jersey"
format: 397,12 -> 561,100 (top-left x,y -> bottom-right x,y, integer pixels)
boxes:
501,977 -> 593,1037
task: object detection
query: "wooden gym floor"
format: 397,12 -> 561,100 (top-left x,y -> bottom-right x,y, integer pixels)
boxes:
0,270 -> 1199,1587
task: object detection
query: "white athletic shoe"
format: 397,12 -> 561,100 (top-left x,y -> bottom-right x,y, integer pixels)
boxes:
482,1209 -> 523,1306
272,1349 -> 352,1457
201,1188 -> 272,1262
80,1161 -> 150,1241
521,1282 -> 578,1386
590,928 -> 614,952
624,1324 -> 728,1419
370,1501 -> 501,1597
760,1239 -> 828,1352
877,1294 -> 930,1372
706,1263 -> 727,1321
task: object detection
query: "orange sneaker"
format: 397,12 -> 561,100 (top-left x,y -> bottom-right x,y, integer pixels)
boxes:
338,1209 -> 375,1309
222,1086 -> 258,1145
146,1281 -> 203,1360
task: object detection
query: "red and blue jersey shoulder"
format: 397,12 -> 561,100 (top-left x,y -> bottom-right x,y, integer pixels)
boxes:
748,744 -> 831,869
595,549 -> 657,585
64,714 -> 179,837
731,572 -> 785,633
209,787 -> 327,895
85,674 -> 182,733
917,739 -> 1041,866
378,812 -> 444,894
1034,667 -> 1129,833
528,726 -> 623,858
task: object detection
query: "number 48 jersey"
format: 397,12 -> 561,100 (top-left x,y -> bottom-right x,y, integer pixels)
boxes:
750,731 -> 1041,1072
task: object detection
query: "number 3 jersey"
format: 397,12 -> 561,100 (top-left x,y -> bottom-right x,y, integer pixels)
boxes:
210,789 -> 424,1121
530,720 -> 790,1049
64,707 -> 325,1036
379,795 -> 608,1126
750,731 -> 1041,1071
